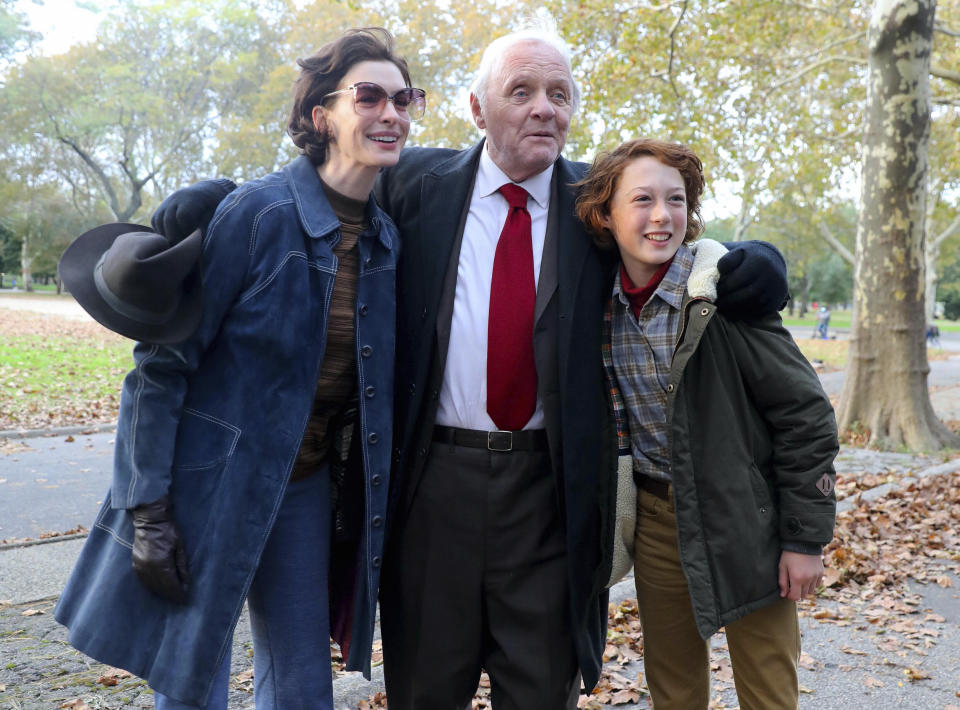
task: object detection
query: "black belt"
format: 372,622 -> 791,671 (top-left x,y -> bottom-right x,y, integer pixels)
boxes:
637,475 -> 671,501
433,425 -> 548,452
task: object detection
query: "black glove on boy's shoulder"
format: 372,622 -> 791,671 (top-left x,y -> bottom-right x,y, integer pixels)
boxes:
716,240 -> 789,319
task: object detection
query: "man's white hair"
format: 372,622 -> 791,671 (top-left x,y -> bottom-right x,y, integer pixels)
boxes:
469,15 -> 581,114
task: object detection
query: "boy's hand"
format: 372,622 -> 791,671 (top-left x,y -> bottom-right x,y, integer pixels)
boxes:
778,550 -> 824,601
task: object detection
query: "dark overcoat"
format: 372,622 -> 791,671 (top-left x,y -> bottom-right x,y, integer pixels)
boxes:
374,141 -> 619,692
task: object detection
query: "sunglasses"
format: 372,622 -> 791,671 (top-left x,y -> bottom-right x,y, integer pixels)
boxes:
323,82 -> 427,122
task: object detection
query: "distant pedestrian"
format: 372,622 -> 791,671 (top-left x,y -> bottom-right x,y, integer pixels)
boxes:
816,306 -> 830,339
576,138 -> 839,710
926,324 -> 940,347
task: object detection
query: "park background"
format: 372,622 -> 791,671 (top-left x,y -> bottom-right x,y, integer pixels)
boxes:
1,0 -> 960,449
0,1 -> 959,708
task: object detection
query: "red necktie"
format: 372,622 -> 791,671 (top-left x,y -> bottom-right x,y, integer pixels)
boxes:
487,183 -> 537,431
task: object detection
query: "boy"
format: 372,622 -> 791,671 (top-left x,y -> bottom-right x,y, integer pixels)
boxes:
576,139 -> 838,709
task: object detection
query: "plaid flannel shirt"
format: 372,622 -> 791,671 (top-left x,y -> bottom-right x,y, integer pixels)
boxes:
602,246 -> 694,483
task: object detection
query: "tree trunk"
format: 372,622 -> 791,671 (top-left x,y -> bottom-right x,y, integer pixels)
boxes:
20,234 -> 34,292
837,0 -> 958,450
924,216 -> 939,326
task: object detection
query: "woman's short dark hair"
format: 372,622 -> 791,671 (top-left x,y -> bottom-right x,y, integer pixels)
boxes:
575,138 -> 705,250
287,27 -> 411,165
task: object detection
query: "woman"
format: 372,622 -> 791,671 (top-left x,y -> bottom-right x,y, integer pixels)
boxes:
54,27 -> 425,709
576,138 -> 838,709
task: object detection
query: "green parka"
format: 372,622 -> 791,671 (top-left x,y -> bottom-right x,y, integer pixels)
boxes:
604,241 -> 839,639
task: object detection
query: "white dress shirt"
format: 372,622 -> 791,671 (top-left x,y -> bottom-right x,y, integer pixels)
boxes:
435,146 -> 553,431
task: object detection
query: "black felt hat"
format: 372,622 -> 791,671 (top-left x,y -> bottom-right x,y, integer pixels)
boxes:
58,223 -> 202,344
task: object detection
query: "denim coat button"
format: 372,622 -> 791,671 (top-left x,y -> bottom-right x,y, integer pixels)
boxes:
372,473 -> 382,486
367,432 -> 378,444
361,345 -> 373,357
372,516 -> 383,527
359,303 -> 369,316
372,556 -> 382,568
365,386 -> 376,398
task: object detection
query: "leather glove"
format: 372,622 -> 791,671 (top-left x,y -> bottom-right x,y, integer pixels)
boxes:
150,179 -> 237,244
131,495 -> 191,604
716,240 -> 789,319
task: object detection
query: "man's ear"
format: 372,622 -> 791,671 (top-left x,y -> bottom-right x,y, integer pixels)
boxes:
469,93 -> 485,130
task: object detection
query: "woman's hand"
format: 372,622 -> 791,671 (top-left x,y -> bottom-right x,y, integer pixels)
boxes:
778,550 -> 824,601
131,495 -> 191,604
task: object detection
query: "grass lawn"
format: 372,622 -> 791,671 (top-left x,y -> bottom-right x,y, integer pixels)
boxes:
792,337 -> 950,371
782,308 -> 960,333
0,310 -> 131,431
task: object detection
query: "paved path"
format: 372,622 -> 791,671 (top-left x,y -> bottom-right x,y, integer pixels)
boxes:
0,292 -> 89,320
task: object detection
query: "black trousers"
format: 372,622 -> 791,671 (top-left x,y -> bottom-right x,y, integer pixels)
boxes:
381,440 -> 579,710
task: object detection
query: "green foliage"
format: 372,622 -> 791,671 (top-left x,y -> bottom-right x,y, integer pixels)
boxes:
1,0 -> 289,220
0,219 -> 18,274
942,287 -> 960,321
0,0 -> 37,64
808,252 -> 853,307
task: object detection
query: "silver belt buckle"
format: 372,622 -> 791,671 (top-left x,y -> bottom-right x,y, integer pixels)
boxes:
487,430 -> 513,452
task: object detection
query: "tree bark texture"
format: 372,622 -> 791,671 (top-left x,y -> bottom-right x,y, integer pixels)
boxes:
838,0 -> 958,449
19,235 -> 34,292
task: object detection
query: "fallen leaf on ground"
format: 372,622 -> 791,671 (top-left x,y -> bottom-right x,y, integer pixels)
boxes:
21,608 -> 43,616
97,667 -> 132,686
840,646 -> 867,656
904,667 -> 931,681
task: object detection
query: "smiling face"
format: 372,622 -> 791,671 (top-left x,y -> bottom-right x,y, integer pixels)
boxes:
470,40 -> 574,183
316,60 -> 410,193
602,156 -> 689,286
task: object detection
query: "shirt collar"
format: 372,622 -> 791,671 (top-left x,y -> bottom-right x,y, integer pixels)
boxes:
477,145 -> 553,210
612,243 -> 694,311
657,244 -> 694,309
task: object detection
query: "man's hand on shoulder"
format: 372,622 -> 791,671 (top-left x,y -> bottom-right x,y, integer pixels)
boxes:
716,240 -> 789,319
151,179 -> 237,243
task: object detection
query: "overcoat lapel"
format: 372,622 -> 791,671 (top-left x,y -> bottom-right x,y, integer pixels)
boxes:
412,142 -> 484,328
553,159 -> 591,388
396,142 -> 483,520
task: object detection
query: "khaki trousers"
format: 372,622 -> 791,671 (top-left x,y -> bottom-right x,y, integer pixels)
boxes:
633,487 -> 800,710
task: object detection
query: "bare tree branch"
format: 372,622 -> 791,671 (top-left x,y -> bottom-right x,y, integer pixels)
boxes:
931,65 -> 960,85
788,31 -> 866,63
933,212 -> 960,247
766,55 -> 866,93
933,94 -> 960,107
665,0 -> 688,102
817,221 -> 855,266
934,21 -> 960,37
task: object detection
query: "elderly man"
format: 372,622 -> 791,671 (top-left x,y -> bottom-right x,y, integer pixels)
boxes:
372,27 -> 785,708
151,23 -> 786,710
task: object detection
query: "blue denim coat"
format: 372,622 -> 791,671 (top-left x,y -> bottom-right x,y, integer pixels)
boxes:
54,155 -> 397,705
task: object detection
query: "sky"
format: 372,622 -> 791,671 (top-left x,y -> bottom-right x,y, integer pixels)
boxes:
16,0 -> 103,55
